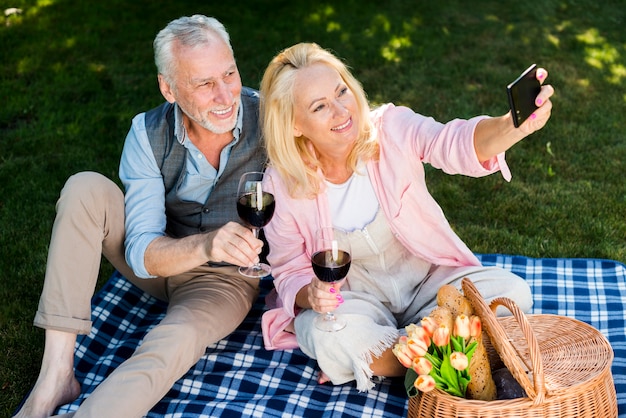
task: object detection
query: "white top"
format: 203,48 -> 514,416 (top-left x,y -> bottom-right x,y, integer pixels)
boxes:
326,164 -> 379,232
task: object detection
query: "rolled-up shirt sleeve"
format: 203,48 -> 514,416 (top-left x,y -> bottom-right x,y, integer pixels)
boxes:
119,113 -> 167,279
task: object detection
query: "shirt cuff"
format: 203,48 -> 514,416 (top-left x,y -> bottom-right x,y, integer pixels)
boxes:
125,232 -> 162,279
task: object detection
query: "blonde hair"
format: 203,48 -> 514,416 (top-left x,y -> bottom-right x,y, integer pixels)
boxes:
260,42 -> 378,198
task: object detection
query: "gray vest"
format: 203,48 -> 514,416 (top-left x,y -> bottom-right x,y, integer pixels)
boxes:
144,87 -> 267,238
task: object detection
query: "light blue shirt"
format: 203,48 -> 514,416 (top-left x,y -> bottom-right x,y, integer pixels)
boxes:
119,103 -> 243,278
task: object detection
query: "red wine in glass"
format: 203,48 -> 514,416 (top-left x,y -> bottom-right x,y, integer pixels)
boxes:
236,192 -> 275,229
312,228 -> 351,332
237,172 -> 274,278
311,250 -> 351,283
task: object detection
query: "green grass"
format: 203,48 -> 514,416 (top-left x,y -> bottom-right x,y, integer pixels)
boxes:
1,0 -> 624,415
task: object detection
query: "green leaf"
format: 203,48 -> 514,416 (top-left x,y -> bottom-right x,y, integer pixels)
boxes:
424,351 -> 442,369
446,386 -> 465,397
465,340 -> 478,356
404,368 -> 419,397
459,375 -> 471,394
465,341 -> 478,365
440,355 -> 459,389
430,370 -> 448,390
451,336 -> 463,352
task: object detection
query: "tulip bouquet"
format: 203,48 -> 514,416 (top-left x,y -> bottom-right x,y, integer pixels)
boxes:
393,314 -> 482,398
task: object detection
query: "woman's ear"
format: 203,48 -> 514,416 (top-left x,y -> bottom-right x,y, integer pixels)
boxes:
293,125 -> 302,138
158,74 -> 176,104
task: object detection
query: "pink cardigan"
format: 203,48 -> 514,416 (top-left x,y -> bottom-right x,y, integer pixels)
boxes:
261,104 -> 511,350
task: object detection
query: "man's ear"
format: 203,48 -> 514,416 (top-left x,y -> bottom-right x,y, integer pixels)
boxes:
158,74 -> 176,103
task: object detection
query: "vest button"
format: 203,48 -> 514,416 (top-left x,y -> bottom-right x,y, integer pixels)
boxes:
203,208 -> 210,213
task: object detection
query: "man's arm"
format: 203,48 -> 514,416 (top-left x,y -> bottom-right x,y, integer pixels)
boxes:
143,223 -> 261,277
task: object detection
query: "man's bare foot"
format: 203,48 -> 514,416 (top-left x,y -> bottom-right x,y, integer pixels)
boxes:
13,372 -> 80,418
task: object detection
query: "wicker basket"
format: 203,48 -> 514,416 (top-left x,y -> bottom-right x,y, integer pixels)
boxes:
408,278 -> 617,418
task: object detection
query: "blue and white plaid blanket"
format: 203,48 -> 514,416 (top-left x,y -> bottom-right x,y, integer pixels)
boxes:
55,254 -> 626,417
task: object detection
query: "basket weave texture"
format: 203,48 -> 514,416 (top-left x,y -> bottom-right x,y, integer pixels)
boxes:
408,278 -> 617,418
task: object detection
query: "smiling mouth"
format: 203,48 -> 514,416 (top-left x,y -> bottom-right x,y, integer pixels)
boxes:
331,118 -> 352,131
211,105 -> 234,116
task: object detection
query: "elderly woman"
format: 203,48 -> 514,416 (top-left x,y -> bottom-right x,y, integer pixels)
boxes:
259,42 -> 553,391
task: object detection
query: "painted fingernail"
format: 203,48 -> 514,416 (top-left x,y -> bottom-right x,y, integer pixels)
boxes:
538,71 -> 545,79
336,295 -> 344,302
531,113 -> 537,119
536,98 -> 543,105
329,288 -> 336,294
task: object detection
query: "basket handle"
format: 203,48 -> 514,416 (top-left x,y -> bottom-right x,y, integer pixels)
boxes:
461,278 -> 546,405
488,296 -> 546,406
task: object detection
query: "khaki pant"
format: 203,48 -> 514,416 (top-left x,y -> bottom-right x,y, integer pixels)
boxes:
34,172 -> 259,418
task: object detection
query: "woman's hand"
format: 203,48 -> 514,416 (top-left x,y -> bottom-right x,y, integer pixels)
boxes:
296,277 -> 345,313
474,67 -> 555,163
516,67 -> 554,135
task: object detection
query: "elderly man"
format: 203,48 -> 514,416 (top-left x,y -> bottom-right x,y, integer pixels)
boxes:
15,15 -> 266,418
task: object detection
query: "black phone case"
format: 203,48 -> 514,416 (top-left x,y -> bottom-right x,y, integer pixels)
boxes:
507,64 -> 541,128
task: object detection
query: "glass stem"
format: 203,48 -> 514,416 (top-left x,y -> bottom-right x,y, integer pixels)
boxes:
251,228 -> 261,270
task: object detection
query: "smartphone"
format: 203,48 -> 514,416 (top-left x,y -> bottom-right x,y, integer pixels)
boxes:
506,64 -> 541,128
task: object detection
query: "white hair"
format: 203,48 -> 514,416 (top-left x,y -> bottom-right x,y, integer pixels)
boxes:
153,15 -> 233,84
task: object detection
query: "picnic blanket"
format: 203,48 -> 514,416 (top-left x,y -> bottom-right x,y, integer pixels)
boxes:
53,254 -> 626,417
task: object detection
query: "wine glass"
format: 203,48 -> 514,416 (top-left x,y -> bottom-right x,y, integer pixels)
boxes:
311,227 -> 351,332
236,171 -> 275,278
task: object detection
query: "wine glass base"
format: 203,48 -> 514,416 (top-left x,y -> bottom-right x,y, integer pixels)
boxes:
314,313 -> 346,332
239,263 -> 272,278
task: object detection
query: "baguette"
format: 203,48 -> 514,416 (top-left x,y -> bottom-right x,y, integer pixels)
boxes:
466,336 -> 497,400
432,282 -> 497,401
436,284 -> 473,318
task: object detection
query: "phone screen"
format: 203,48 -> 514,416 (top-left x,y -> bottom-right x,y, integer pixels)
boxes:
506,64 -> 541,128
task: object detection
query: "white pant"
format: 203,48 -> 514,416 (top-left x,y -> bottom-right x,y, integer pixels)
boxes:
295,210 -> 532,391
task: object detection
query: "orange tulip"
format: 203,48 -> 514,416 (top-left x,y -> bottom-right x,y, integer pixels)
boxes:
407,325 -> 431,352
394,317 -> 483,398
432,324 -> 450,347
412,356 -> 433,375
392,341 -> 414,368
406,337 -> 428,358
453,314 -> 470,339
405,323 -> 420,336
414,374 -> 436,392
469,315 -> 482,338
420,316 -> 438,338
450,351 -> 469,371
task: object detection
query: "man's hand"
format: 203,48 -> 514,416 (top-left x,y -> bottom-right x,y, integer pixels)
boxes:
144,221 -> 263,277
203,221 -> 263,267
